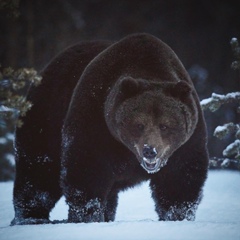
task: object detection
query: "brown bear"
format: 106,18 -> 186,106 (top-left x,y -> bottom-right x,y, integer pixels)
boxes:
12,33 -> 209,225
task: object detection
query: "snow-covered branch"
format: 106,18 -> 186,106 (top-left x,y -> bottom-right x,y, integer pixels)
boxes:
230,37 -> 240,70
214,123 -> 240,139
201,37 -> 240,168
223,140 -> 240,159
0,66 -> 42,127
200,92 -> 240,112
200,91 -> 240,160
209,157 -> 240,170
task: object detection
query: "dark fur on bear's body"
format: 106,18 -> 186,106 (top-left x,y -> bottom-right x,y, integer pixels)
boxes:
12,33 -> 208,225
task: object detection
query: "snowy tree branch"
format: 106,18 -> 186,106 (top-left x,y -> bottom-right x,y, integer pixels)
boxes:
230,38 -> 240,70
200,92 -> 240,112
223,140 -> 240,159
213,123 -> 240,159
0,66 -> 42,127
209,157 -> 240,170
214,123 -> 240,139
201,37 -> 240,168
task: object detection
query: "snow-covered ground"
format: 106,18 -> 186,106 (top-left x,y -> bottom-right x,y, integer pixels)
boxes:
0,170 -> 239,240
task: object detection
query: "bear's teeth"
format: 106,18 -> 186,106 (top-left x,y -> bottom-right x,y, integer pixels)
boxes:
141,158 -> 161,174
145,162 -> 156,169
143,157 -> 157,165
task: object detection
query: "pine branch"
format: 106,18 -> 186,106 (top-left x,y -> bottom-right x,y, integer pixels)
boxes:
200,92 -> 240,112
230,38 -> 240,70
0,66 -> 42,127
201,37 -> 240,168
214,123 -> 240,139
223,140 -> 240,159
209,157 -> 240,170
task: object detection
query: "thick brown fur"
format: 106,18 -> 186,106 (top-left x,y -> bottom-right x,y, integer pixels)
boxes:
12,33 -> 208,225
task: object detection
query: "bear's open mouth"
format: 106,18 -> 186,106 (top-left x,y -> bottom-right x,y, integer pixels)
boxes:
141,157 -> 161,174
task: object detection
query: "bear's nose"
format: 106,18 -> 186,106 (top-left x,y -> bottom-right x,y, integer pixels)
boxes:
143,146 -> 157,159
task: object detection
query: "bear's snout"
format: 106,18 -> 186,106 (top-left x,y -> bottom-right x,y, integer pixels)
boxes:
143,145 -> 157,160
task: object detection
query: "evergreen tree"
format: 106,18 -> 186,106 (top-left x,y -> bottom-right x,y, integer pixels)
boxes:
201,38 -> 240,170
0,66 -> 41,181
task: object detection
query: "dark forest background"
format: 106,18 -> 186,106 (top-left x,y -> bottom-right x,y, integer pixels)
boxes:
0,0 -> 240,180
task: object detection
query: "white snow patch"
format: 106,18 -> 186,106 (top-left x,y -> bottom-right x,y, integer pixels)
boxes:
221,158 -> 230,167
200,97 -> 212,106
0,105 -> 16,112
0,171 -> 240,240
0,133 -> 14,145
6,133 -> 14,141
214,125 -> 227,133
0,137 -> 7,144
223,139 -> 240,157
5,153 -> 15,166
231,37 -> 238,43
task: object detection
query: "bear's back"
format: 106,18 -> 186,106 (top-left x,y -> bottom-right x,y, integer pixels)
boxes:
15,40 -> 111,159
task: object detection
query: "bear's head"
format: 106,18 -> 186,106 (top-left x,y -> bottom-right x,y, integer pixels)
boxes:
104,77 -> 198,174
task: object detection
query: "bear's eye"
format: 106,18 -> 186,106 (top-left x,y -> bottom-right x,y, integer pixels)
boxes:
137,123 -> 145,132
159,124 -> 168,131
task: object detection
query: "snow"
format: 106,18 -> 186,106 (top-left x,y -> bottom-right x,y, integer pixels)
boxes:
6,133 -> 14,141
221,158 -> 230,167
226,92 -> 240,99
211,92 -> 240,101
231,37 -> 238,43
223,139 -> 240,157
0,105 -> 15,113
0,137 -> 7,144
0,171 -> 240,240
200,91 -> 240,112
5,153 -> 15,166
200,97 -> 212,106
214,125 -> 228,134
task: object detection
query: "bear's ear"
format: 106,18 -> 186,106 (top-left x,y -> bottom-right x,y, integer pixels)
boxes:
119,77 -> 148,97
164,81 -> 193,101
120,77 -> 138,94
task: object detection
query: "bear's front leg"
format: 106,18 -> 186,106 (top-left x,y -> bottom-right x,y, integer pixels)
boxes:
150,180 -> 201,221
68,197 -> 104,223
104,188 -> 119,222
11,157 -> 62,225
153,198 -> 199,221
61,159 -> 113,223
63,183 -> 107,223
150,157 -> 207,221
62,119 -> 118,223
